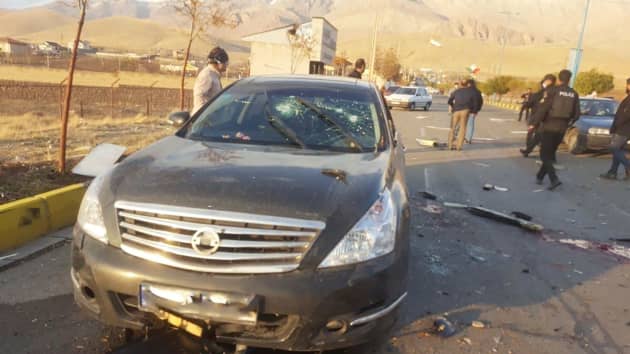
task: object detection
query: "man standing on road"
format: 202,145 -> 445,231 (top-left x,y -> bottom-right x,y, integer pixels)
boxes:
448,80 -> 478,151
520,74 -> 557,158
465,79 -> 484,144
530,70 -> 580,190
519,88 -> 533,122
348,58 -> 366,79
600,77 -> 630,181
193,47 -> 229,114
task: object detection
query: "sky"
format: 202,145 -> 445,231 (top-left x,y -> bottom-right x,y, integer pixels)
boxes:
0,0 -> 53,8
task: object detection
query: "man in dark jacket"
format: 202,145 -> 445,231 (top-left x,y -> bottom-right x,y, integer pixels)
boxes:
519,88 -> 533,122
347,58 -> 366,79
530,70 -> 580,190
448,80 -> 478,150
520,74 -> 557,157
465,79 -> 484,144
600,77 -> 630,180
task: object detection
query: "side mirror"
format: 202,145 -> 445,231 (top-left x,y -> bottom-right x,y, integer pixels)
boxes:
168,111 -> 190,126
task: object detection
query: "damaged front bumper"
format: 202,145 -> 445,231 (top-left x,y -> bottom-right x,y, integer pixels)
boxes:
71,228 -> 408,351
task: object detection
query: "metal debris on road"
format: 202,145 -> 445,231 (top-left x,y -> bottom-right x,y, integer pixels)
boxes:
483,184 -> 509,192
533,189 -> 545,193
471,321 -> 486,328
467,206 -> 544,232
416,138 -> 448,149
422,204 -> 444,214
511,211 -> 533,221
443,202 -> 468,208
0,253 -> 18,261
419,191 -> 438,200
433,317 -> 457,338
460,337 -> 473,345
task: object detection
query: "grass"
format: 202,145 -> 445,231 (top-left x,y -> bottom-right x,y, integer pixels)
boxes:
0,112 -> 176,203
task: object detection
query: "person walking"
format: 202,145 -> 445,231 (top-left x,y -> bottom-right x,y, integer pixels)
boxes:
530,70 -> 580,190
448,80 -> 477,151
348,58 -> 366,79
193,47 -> 229,114
520,74 -> 557,158
600,77 -> 630,181
518,88 -> 533,122
465,79 -> 484,144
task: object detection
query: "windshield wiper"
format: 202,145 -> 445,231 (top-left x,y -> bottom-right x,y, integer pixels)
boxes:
264,105 -> 307,149
293,97 -> 364,152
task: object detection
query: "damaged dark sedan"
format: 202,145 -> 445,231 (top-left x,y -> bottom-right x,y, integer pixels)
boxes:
71,75 -> 410,352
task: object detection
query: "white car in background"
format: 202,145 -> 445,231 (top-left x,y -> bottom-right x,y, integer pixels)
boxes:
386,86 -> 433,111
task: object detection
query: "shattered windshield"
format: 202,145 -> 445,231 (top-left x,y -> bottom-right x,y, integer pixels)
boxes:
579,100 -> 618,117
186,83 -> 385,152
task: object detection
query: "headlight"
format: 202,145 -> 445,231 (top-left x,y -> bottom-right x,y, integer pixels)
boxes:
319,189 -> 397,268
77,173 -> 108,244
588,127 -> 609,135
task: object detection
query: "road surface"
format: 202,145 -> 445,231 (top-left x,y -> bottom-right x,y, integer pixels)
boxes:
1,97 -> 629,354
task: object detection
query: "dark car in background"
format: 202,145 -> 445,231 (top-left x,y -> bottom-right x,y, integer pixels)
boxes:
564,98 -> 619,154
71,75 -> 410,352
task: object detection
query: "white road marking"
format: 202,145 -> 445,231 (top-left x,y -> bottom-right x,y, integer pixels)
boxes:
511,131 -> 529,134
416,116 -> 429,120
426,126 -> 450,131
424,167 -> 432,191
473,137 -> 497,141
490,118 -> 513,122
0,253 -> 18,261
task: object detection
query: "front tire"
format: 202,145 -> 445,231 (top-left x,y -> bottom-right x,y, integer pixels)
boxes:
566,129 -> 586,155
409,103 -> 416,111
424,102 -> 432,111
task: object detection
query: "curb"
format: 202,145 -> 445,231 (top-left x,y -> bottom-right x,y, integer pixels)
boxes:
0,183 -> 85,252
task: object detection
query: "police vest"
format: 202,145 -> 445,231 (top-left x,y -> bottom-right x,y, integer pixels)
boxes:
549,87 -> 577,120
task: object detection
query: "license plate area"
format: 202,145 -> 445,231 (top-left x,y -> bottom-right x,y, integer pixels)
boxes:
139,283 -> 259,326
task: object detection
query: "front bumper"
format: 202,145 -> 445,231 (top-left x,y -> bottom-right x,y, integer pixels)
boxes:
585,134 -> 612,150
71,228 -> 408,351
387,100 -> 411,109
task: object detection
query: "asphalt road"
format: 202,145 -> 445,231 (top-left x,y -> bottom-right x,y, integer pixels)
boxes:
1,97 -> 629,354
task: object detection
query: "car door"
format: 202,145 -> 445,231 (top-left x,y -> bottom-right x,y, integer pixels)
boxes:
416,88 -> 427,105
414,88 -> 423,105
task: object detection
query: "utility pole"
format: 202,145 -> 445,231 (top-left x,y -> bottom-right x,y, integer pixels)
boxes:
569,0 -> 591,87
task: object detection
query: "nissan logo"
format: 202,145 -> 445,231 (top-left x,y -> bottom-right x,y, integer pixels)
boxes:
191,229 -> 221,256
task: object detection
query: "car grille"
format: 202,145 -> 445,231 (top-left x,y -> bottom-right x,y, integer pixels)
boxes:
115,201 -> 326,274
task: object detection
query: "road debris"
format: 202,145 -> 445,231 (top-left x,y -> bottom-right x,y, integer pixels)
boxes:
416,138 -> 448,148
557,238 -> 630,260
467,206 -> 544,232
471,320 -> 486,328
0,253 -> 18,261
433,317 -> 457,338
522,269 -> 530,274
511,211 -> 533,221
483,184 -> 509,192
419,191 -> 438,200
459,337 -> 472,345
473,162 -> 490,167
443,202 -> 468,208
422,204 -> 444,214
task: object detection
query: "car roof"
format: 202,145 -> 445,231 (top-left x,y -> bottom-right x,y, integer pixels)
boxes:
580,97 -> 616,102
240,75 -> 376,91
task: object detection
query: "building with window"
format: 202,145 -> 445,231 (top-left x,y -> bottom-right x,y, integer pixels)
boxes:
242,17 -> 337,76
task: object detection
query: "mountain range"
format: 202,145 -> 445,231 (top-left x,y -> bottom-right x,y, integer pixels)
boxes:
1,0 -> 629,81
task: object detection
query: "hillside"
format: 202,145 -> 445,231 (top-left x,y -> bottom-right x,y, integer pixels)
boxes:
17,15 -> 247,58
0,8 -> 74,37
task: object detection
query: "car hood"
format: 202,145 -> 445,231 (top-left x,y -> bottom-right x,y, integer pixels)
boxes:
107,136 -> 389,223
579,116 -> 614,130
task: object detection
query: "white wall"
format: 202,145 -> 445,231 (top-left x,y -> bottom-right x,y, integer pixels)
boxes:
250,42 -> 310,76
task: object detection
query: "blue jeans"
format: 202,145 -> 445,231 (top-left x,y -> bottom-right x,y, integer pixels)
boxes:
465,114 -> 476,142
609,134 -> 629,172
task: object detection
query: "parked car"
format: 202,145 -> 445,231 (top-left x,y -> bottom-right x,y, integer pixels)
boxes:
564,97 -> 619,154
384,85 -> 400,96
386,86 -> 433,111
71,75 -> 410,352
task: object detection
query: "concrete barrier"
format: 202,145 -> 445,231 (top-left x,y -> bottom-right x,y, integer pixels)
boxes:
0,183 -> 85,252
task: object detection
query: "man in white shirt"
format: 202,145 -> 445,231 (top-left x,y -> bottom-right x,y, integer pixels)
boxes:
192,47 -> 229,114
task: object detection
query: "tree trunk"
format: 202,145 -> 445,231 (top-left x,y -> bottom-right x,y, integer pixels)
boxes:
179,21 -> 195,111
59,3 -> 86,174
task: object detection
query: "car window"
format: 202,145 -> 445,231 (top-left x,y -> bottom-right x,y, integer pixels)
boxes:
579,100 -> 618,117
185,84 -> 386,153
396,88 -> 416,95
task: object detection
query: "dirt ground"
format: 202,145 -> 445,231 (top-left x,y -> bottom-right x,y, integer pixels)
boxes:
0,112 -> 176,203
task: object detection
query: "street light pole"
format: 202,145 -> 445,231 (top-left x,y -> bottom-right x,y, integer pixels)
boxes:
570,0 -> 591,87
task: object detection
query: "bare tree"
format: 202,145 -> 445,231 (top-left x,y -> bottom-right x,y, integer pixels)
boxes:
287,24 -> 315,74
173,0 -> 235,111
59,0 -> 88,173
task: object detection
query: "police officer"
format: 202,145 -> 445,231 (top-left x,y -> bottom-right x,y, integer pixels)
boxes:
520,74 -> 557,157
530,70 -> 580,190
